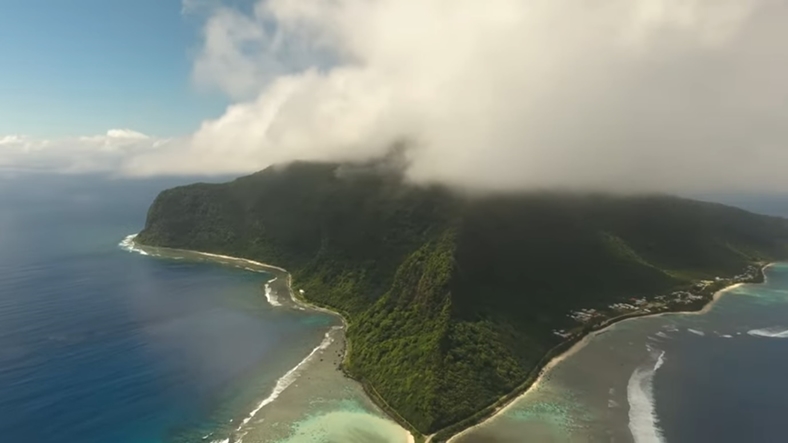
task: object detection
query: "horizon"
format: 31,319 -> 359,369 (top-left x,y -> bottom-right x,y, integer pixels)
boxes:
2,0 -> 788,195
4,4 -> 788,441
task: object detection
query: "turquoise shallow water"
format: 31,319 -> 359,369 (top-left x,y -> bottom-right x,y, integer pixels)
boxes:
122,242 -> 412,443
457,263 -> 788,443
14,175 -> 783,443
275,409 -> 410,443
0,176 -> 336,443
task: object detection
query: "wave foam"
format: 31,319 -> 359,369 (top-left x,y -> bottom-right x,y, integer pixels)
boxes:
264,283 -> 282,307
118,233 -> 149,255
687,328 -> 705,336
236,326 -> 341,430
188,250 -> 287,273
627,349 -> 666,443
747,327 -> 788,338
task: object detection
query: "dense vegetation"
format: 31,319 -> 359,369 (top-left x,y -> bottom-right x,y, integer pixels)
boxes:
137,161 -> 788,435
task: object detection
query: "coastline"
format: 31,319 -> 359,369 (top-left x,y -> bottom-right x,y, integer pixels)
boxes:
120,234 -> 416,443
122,232 -> 771,443
443,264 -> 771,443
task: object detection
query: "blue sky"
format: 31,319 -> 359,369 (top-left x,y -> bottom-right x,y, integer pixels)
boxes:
1,0 -> 786,195
0,0 -> 229,137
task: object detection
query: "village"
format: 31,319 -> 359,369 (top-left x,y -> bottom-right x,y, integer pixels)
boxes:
552,264 -> 761,339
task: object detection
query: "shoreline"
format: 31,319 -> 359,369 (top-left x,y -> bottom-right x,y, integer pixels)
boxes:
443,264 -> 772,443
123,233 -> 771,443
121,235 -> 416,443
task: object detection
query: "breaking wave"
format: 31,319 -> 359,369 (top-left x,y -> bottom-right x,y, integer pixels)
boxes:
118,234 -> 149,255
687,328 -> 705,336
747,327 -> 788,338
627,348 -> 666,443
119,234 -> 284,308
236,326 -> 341,431
264,283 -> 281,307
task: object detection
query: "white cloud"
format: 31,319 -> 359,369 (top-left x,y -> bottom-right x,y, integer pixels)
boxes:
133,0 -> 788,193
0,130 -> 171,175
191,7 -> 283,99
105,129 -> 149,139
6,0 -> 788,194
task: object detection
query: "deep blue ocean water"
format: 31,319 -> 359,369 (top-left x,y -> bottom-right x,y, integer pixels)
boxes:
0,175 -> 333,443
455,264 -> 788,443
654,264 -> 788,443
6,176 -> 788,443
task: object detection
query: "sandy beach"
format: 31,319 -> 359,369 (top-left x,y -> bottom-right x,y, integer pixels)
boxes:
232,325 -> 411,443
445,326 -> 605,442
446,273 -> 765,443
126,234 -> 771,442
123,235 -> 415,443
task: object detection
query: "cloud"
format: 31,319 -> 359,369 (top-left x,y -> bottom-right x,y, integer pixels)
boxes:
191,7 -> 283,99
126,0 -> 788,193
190,2 -> 336,99
0,130 -> 172,175
6,0 -> 788,194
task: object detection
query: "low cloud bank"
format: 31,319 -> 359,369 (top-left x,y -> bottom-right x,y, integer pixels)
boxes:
4,0 -> 788,193
0,130 -> 171,176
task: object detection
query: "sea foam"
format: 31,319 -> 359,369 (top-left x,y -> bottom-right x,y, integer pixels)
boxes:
118,234 -> 148,255
264,283 -> 282,307
236,326 -> 342,430
747,327 -> 788,338
120,234 -> 285,308
627,349 -> 666,443
687,328 -> 705,336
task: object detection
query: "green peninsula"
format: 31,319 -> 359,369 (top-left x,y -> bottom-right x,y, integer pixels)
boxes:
136,161 -> 788,439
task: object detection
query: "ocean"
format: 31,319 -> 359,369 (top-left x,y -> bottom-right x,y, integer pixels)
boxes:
0,175 -> 410,443
455,263 -> 788,443
7,174 -> 788,443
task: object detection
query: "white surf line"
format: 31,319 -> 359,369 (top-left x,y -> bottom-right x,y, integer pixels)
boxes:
175,250 -> 287,308
686,328 -> 705,336
121,234 -> 345,317
263,276 -> 282,306
627,349 -> 667,443
191,250 -> 287,273
118,234 -> 149,256
263,283 -> 282,307
236,326 -> 342,431
119,233 -> 287,307
121,235 -> 407,438
747,327 -> 788,338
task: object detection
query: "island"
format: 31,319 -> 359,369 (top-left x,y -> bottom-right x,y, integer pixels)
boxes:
134,160 -> 788,441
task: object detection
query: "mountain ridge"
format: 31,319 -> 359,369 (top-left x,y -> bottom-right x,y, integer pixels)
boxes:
136,161 -> 788,437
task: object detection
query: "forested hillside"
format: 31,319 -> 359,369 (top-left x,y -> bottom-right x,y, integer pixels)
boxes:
136,161 -> 788,434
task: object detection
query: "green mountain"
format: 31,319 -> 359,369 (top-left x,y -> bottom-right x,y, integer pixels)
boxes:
136,161 -> 788,436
